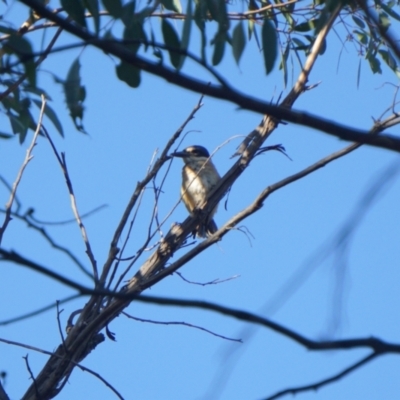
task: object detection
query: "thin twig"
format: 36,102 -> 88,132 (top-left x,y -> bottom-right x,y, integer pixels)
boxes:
264,352 -> 381,400
175,271 -> 240,286
41,126 -> 99,281
23,355 -> 39,398
134,295 -> 400,353
56,302 -> 67,351
0,95 -> 46,245
123,312 -> 242,343
0,209 -> 93,278
0,176 -> 21,212
27,204 -> 107,225
0,294 -> 80,326
75,364 -> 124,400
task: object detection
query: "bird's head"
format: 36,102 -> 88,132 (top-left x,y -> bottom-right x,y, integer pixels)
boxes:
170,145 -> 210,165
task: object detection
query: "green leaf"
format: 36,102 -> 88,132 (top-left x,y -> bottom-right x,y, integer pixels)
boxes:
83,0 -> 100,35
150,28 -> 163,61
354,29 -> 368,45
9,106 -> 35,144
293,20 -> 316,32
212,32 -> 225,66
123,21 -> 146,54
356,58 -> 361,89
367,54 -> 382,74
161,0 -> 182,13
32,99 -> 64,137
178,0 -> 192,70
205,0 -> 219,21
9,114 -> 26,136
61,0 -> 87,28
116,61 -> 141,88
161,19 -> 181,69
319,38 -> 327,55
63,58 -> 86,133
280,42 -> 290,88
248,18 -> 254,40
261,19 -> 277,74
291,37 -> 309,50
378,49 -> 398,74
23,85 -> 52,100
102,0 -> 123,18
5,34 -> 36,86
194,1 -> 207,61
0,132 -> 13,139
232,22 -> 246,65
314,9 -> 329,34
121,1 -> 135,26
352,15 -> 365,28
380,3 -> 400,21
378,12 -> 391,31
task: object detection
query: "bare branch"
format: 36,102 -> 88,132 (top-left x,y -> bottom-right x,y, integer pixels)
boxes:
264,352 -> 381,400
123,312 -> 242,343
23,355 -> 39,398
56,302 -> 67,351
41,126 -> 99,281
27,204 -> 107,226
134,295 -> 400,354
75,364 -> 124,400
175,271 -> 240,286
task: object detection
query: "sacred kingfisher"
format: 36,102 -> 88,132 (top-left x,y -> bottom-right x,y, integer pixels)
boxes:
171,145 -> 221,238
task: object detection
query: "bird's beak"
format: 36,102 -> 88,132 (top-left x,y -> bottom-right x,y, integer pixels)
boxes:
170,150 -> 187,158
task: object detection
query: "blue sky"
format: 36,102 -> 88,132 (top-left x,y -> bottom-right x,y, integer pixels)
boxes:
0,1 -> 399,399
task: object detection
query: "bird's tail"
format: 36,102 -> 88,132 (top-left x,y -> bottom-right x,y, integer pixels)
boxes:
196,218 -> 218,238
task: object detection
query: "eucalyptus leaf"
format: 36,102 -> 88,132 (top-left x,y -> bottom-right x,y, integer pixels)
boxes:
262,19 -> 277,74
83,0 -> 100,34
102,0 -> 123,18
61,0 -> 87,28
232,22 -> 246,65
116,61 -> 141,88
178,0 -> 192,70
161,0 -> 182,13
161,19 -> 181,69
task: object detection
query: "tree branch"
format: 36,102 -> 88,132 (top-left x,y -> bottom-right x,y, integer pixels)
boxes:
265,352 -> 381,400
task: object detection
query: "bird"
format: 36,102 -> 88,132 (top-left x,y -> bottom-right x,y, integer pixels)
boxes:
171,145 -> 221,238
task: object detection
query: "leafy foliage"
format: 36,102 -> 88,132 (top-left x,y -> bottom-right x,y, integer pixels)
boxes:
0,0 -> 399,141
54,58 -> 87,133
